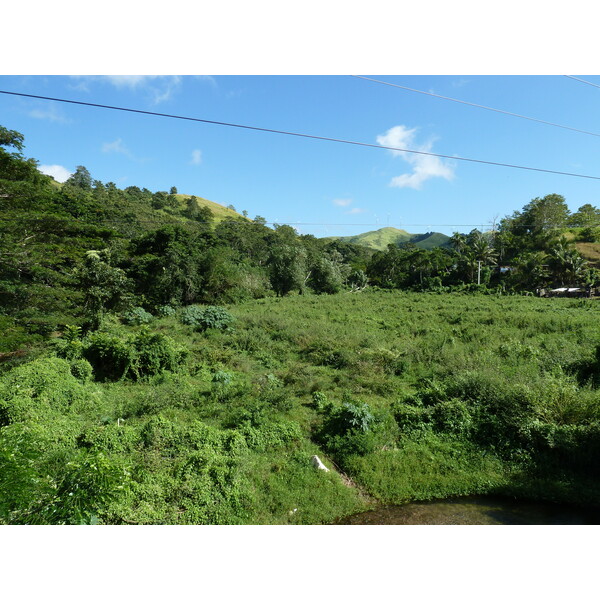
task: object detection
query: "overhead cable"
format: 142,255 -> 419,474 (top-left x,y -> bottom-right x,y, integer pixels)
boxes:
352,75 -> 600,139
2,89 -> 600,181
0,216 -> 593,230
564,75 -> 600,89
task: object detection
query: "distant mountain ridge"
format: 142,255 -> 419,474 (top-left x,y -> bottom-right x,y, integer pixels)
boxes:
323,227 -> 451,251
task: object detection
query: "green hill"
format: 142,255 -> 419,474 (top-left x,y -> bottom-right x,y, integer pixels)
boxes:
172,193 -> 243,222
324,227 -> 450,251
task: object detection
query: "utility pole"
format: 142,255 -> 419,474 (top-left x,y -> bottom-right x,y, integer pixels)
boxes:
477,260 -> 482,285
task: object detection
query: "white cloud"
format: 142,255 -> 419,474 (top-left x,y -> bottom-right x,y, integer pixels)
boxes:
333,198 -> 353,207
103,75 -> 155,89
190,149 -> 203,165
71,75 -> 185,105
28,105 -> 71,124
451,78 -> 469,88
102,138 -> 133,157
376,125 -> 455,190
195,75 -> 217,87
38,164 -> 73,182
150,76 -> 182,104
332,198 -> 366,215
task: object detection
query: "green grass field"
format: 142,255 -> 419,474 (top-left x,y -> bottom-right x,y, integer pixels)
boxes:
2,290 -> 600,524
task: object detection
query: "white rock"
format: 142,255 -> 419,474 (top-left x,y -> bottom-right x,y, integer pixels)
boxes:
311,455 -> 330,472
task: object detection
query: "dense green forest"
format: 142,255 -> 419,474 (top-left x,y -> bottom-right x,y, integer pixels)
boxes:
2,124 -> 600,524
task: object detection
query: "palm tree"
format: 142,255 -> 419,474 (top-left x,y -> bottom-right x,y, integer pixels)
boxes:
548,241 -> 588,286
450,232 -> 467,254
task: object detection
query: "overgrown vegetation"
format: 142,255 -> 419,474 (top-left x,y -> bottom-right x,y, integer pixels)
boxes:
3,124 -> 600,524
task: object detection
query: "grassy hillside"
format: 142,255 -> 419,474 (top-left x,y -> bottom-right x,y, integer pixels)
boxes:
552,229 -> 600,268
576,242 -> 600,268
324,227 -> 450,251
173,193 -> 245,222
410,231 -> 452,250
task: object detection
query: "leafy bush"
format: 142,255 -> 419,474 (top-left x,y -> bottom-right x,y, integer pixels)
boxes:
122,306 -> 154,325
69,358 -> 93,382
316,400 -> 379,458
157,305 -> 176,317
305,341 -> 351,369
180,305 -> 206,326
82,331 -> 132,381
26,451 -> 129,525
237,420 -> 303,451
359,347 -> 406,375
129,329 -> 187,380
181,305 -> 234,331
82,329 -> 186,381
392,401 -> 432,435
311,391 -> 328,410
431,399 -> 473,436
0,357 -> 90,425
578,227 -> 600,243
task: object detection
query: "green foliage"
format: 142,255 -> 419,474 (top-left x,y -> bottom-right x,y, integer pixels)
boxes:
309,257 -> 343,294
4,121 -> 600,523
180,305 -> 234,331
0,125 -> 25,151
76,249 -> 134,329
316,399 -> 381,458
122,306 -> 154,325
82,329 -> 186,381
578,227 -> 600,243
0,357 -> 91,425
268,243 -> 307,296
24,451 -> 129,524
69,358 -> 93,382
237,420 -> 303,451
82,331 -> 132,381
65,166 -> 93,191
157,305 -> 176,317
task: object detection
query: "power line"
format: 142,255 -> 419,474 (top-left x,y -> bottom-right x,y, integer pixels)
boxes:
0,215 -> 594,230
564,75 -> 600,89
352,75 -> 600,139
2,88 -> 600,182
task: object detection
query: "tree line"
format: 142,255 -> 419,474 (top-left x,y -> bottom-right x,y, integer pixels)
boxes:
1,124 -> 599,338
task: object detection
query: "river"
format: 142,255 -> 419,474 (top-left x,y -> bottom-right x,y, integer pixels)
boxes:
335,495 -> 600,525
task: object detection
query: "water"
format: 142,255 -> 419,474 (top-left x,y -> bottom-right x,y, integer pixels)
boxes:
336,496 -> 600,525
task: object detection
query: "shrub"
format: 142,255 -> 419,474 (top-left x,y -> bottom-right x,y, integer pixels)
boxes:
122,307 -> 154,325
578,227 -> 600,243
129,329 -> 187,380
431,399 -> 473,436
392,401 -> 432,435
82,329 -> 186,381
359,347 -> 406,375
26,451 -> 129,525
69,358 -> 93,382
157,305 -> 176,317
82,331 -> 133,381
312,391 -> 328,410
316,399 -> 379,458
181,305 -> 235,331
238,420 -> 303,451
305,341 -> 351,369
0,357 -> 90,425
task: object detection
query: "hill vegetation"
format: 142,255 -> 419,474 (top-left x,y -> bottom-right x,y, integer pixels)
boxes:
3,123 -> 600,524
325,227 -> 451,251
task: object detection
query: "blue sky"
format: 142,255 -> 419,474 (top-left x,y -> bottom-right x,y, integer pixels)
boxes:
2,74 -> 600,238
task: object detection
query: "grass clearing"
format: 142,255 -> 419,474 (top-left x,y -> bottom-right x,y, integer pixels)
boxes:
3,290 -> 600,523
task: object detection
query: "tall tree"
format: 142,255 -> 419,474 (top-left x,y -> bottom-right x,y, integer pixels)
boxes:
268,244 -> 307,296
65,166 -> 93,191
569,203 -> 600,228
